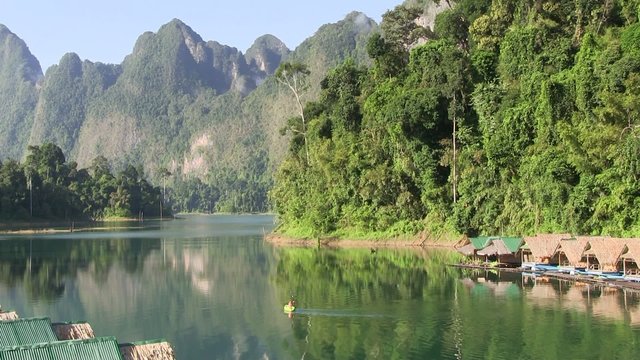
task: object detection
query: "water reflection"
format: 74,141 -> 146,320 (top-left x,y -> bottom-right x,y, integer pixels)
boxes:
0,219 -> 639,359
461,270 -> 640,326
0,236 -> 159,301
0,215 -> 283,359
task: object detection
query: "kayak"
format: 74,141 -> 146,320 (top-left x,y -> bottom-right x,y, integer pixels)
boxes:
283,304 -> 296,312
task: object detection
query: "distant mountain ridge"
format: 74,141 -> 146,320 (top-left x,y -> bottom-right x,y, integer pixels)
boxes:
0,24 -> 42,160
0,12 -> 380,212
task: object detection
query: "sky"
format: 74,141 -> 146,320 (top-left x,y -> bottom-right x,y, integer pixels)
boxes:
3,0 -> 402,71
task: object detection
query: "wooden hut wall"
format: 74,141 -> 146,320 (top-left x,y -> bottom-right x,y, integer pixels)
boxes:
559,238 -> 590,266
586,237 -> 627,271
523,234 -> 567,263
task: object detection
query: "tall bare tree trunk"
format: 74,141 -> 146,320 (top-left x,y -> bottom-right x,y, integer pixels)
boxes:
452,93 -> 458,204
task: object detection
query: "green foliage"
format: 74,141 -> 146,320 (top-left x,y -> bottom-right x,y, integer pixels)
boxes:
0,25 -> 40,161
0,143 -> 168,221
272,0 -> 640,238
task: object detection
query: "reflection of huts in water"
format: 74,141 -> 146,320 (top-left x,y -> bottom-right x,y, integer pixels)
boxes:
524,280 -> 640,325
590,292 -> 627,323
625,298 -> 640,325
557,285 -> 589,313
459,278 -> 521,298
522,282 -> 560,307
492,281 -> 521,297
523,234 -> 572,264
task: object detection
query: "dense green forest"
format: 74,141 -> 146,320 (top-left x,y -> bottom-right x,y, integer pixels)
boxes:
271,0 -> 640,238
0,143 -> 169,221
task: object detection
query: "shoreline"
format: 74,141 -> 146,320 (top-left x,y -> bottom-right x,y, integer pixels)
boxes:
0,217 -> 175,235
263,233 -> 458,249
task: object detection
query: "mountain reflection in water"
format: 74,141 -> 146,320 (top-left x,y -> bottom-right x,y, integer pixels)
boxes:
0,216 -> 639,359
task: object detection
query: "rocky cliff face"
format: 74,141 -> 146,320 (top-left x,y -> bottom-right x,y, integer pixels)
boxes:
0,25 -> 42,160
29,53 -> 121,156
245,34 -> 290,84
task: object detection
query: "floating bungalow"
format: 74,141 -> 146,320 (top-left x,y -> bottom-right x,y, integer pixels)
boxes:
0,337 -> 123,360
456,236 -> 524,265
0,318 -> 58,347
0,312 -> 175,360
622,239 -> 640,275
555,236 -> 590,267
458,233 -> 640,285
456,236 -> 493,257
522,234 -> 569,264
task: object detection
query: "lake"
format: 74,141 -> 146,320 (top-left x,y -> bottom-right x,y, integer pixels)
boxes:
1,215 -> 639,359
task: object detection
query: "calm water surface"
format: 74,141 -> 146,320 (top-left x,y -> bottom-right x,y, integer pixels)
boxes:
1,215 -> 640,359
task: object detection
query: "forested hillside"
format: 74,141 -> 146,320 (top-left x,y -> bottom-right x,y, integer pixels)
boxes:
0,143 -> 167,221
271,0 -> 640,238
0,25 -> 41,161
0,14 -> 378,214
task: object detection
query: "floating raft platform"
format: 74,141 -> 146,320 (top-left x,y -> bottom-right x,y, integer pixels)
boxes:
0,311 -> 175,360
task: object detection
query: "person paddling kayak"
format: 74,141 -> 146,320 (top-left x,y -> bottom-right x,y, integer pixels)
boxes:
284,298 -> 296,315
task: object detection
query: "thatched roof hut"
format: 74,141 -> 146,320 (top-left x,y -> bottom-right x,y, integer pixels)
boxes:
456,243 -> 476,256
0,311 -> 18,321
585,237 -> 627,271
52,321 -> 95,340
622,238 -> 640,266
477,237 -> 523,256
456,236 -> 494,256
119,340 -> 176,360
523,234 -> 570,263
558,237 -> 590,266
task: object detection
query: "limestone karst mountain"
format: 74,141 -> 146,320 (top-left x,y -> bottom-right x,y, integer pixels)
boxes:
0,13 -> 380,212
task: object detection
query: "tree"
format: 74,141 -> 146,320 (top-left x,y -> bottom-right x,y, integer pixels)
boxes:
157,167 -> 172,219
408,40 -> 472,203
275,62 -> 311,164
367,4 -> 433,79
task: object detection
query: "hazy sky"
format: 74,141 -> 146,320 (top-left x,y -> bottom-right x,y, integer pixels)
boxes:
3,0 -> 401,71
